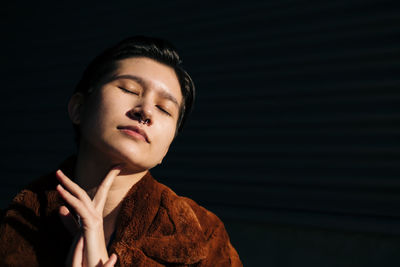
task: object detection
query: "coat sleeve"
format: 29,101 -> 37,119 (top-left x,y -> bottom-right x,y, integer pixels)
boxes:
0,189 -> 41,267
182,198 -> 243,267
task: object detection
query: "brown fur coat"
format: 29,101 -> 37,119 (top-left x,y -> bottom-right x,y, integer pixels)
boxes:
0,157 -> 242,266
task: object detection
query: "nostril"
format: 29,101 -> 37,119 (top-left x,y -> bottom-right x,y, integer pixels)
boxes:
127,110 -> 141,119
127,108 -> 151,125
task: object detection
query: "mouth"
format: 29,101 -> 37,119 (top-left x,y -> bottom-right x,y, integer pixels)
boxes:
117,125 -> 150,143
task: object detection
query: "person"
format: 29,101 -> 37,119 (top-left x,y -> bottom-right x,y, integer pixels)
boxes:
0,36 -> 242,266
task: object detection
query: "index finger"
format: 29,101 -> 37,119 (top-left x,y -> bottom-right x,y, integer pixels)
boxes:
93,165 -> 122,211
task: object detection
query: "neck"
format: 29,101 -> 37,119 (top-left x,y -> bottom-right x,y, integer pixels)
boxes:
74,141 -> 147,218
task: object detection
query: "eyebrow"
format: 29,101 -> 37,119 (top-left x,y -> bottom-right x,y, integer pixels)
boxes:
110,74 -> 180,108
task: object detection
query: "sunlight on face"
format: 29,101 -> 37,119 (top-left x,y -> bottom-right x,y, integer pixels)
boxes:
78,57 -> 183,172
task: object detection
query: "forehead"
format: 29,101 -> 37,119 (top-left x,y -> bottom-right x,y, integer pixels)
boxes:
112,57 -> 183,105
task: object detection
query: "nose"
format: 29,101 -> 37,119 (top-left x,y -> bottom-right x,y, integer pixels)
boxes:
127,101 -> 153,126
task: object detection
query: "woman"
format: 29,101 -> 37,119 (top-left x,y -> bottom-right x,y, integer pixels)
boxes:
0,36 -> 242,266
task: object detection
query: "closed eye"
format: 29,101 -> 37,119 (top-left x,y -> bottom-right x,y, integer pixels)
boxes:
119,87 -> 139,95
157,105 -> 171,116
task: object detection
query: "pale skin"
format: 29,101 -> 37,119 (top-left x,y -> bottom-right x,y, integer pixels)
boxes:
57,168 -> 120,267
57,57 -> 183,267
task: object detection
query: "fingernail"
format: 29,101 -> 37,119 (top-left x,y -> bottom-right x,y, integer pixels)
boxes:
112,164 -> 124,170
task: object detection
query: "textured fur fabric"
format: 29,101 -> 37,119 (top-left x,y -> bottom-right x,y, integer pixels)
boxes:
0,157 -> 242,266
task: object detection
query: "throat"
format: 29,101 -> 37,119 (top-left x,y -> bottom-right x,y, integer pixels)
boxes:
103,204 -> 121,246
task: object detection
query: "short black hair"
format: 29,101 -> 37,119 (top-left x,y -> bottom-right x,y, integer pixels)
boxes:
73,35 -> 195,144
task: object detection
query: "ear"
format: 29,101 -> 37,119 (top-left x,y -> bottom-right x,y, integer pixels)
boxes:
68,93 -> 84,124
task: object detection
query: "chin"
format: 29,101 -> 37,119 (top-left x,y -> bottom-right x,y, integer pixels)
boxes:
106,142 -> 156,172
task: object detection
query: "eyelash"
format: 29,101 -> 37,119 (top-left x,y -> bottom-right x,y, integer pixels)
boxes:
119,87 -> 171,116
119,87 -> 139,95
157,106 -> 171,116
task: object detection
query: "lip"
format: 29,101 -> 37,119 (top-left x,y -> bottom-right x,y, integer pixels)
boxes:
117,125 -> 150,143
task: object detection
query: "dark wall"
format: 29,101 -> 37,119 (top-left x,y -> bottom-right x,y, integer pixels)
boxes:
1,1 -> 400,266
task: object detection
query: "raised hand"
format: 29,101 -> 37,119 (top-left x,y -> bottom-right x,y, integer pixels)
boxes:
56,166 -> 121,267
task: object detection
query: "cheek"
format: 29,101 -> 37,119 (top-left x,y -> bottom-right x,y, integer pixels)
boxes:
85,94 -> 125,127
80,102 -> 115,142
82,102 -> 107,130
156,123 -> 176,154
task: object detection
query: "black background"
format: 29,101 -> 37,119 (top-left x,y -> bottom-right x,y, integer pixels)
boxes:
1,1 -> 400,266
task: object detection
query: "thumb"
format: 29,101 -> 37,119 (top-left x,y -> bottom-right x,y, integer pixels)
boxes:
93,165 -> 122,212
104,253 -> 118,267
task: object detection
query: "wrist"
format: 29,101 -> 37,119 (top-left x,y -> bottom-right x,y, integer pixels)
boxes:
83,231 -> 109,266
82,220 -> 103,233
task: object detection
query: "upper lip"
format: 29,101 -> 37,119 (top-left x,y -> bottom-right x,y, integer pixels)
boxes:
117,125 -> 150,143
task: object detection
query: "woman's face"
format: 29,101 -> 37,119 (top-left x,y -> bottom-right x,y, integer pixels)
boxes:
72,57 -> 182,172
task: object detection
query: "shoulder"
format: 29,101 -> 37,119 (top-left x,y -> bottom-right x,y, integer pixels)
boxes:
153,180 -> 221,233
153,180 -> 224,233
3,171 -> 57,219
147,179 -> 242,266
0,171 -> 58,267
1,170 -> 61,233
0,164 -> 73,267
3,155 -> 75,218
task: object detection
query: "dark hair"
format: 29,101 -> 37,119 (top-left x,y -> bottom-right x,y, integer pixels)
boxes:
73,35 -> 195,144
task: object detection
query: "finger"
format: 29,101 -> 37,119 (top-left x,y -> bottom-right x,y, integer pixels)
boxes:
57,184 -> 91,223
56,169 -> 92,204
93,166 -> 122,211
103,253 -> 118,267
58,205 -> 80,235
